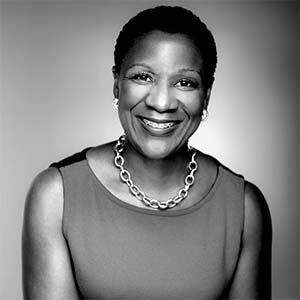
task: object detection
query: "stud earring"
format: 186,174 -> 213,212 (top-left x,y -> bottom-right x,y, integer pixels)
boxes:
112,97 -> 119,110
201,109 -> 209,121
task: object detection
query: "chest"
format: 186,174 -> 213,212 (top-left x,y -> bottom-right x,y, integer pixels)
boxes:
67,202 -> 237,299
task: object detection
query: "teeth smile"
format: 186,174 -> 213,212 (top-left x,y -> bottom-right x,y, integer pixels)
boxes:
142,118 -> 175,129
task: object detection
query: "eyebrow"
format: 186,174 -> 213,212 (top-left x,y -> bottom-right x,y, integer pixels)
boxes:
177,68 -> 202,77
127,63 -> 153,71
127,64 -> 202,78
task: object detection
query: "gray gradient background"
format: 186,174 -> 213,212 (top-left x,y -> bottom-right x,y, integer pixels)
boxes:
1,0 -> 299,299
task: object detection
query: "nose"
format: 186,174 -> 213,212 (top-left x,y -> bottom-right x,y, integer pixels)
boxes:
145,82 -> 178,112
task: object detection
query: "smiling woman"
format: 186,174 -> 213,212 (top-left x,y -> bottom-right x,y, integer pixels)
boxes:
22,5 -> 272,300
115,31 -> 208,160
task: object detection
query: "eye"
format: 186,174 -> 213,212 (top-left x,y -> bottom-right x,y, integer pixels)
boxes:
130,73 -> 153,83
175,79 -> 198,90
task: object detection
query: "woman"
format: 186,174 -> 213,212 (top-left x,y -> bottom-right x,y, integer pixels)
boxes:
22,6 -> 272,299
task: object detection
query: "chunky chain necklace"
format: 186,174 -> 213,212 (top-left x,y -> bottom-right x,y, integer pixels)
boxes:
114,135 -> 198,210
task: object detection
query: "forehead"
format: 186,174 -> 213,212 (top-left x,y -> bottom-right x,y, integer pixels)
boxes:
121,30 -> 203,71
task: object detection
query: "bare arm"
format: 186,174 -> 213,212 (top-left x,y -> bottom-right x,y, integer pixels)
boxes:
22,168 -> 80,299
228,181 -> 272,299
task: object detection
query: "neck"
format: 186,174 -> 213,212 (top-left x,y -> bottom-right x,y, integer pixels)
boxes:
121,140 -> 190,192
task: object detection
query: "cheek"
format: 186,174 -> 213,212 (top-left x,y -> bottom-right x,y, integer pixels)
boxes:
119,82 -> 149,109
178,91 -> 205,118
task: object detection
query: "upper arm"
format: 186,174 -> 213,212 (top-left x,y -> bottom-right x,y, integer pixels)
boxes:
22,168 -> 80,299
227,181 -> 272,299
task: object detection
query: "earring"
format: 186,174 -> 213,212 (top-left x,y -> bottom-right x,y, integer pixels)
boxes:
201,109 -> 209,121
112,97 -> 119,110
187,139 -> 191,150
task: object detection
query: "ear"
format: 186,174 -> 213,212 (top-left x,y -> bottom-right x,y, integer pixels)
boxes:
112,65 -> 119,98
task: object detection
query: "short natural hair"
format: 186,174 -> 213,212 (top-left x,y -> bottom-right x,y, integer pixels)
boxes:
114,6 -> 217,87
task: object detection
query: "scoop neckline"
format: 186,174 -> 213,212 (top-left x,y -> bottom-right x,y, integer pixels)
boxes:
85,150 -> 223,217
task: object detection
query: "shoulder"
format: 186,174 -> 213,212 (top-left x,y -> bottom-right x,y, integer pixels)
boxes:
49,142 -> 116,170
243,181 -> 272,246
26,167 -> 63,208
23,167 -> 64,235
87,141 -> 116,160
50,147 -> 92,169
22,168 -> 82,298
194,150 -> 220,182
195,151 -> 243,188
86,141 -> 116,170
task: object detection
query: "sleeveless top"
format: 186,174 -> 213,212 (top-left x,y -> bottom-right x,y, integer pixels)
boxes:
50,149 -> 245,300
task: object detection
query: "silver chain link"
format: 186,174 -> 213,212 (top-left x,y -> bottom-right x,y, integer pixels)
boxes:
113,135 -> 198,210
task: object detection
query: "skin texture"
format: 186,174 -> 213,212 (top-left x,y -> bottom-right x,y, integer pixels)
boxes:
113,31 -> 211,160
227,182 -> 272,299
22,168 -> 80,299
22,30 -> 272,299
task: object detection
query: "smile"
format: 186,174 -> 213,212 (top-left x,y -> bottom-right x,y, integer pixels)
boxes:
141,118 -> 176,129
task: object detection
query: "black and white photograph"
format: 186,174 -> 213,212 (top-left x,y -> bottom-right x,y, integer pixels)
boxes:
0,1 -> 299,299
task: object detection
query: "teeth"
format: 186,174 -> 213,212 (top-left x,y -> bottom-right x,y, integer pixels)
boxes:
143,119 -> 175,129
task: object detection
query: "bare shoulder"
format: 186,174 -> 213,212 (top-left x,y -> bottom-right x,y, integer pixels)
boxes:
23,167 -> 64,236
243,181 -> 272,245
225,181 -> 272,299
23,168 -> 81,298
27,167 -> 63,199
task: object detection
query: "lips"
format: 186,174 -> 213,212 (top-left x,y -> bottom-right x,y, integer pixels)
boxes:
142,118 -> 176,129
138,116 -> 181,135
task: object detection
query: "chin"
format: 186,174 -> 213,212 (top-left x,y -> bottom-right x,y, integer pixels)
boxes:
136,139 -> 182,160
141,150 -> 170,160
